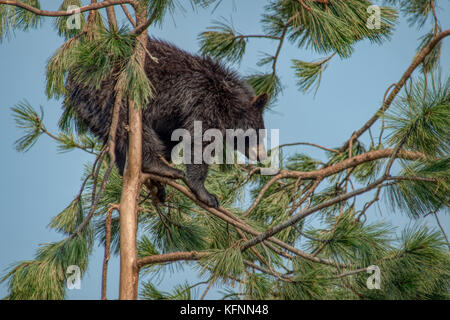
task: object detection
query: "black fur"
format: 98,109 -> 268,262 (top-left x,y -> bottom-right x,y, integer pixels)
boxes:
65,37 -> 267,208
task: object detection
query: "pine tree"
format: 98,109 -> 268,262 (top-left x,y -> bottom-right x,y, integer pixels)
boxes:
1,0 -> 449,300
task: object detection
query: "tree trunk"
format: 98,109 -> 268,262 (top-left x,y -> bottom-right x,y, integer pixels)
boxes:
118,99 -> 142,300
118,3 -> 148,300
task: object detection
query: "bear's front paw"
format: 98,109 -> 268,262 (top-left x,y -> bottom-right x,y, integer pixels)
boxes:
199,192 -> 219,209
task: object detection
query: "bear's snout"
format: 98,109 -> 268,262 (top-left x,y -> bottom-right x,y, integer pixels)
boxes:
248,144 -> 267,162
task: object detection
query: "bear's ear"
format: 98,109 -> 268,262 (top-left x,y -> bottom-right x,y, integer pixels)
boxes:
251,93 -> 269,110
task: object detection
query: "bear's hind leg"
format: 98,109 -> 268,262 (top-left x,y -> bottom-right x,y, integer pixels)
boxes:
185,163 -> 219,208
142,126 -> 185,179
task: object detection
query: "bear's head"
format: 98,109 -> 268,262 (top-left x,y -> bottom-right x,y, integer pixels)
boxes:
229,93 -> 269,162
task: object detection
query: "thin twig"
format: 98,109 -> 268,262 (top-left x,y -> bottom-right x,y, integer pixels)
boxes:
121,3 -> 136,27
235,34 -> 281,40
200,279 -> 215,300
101,204 -> 119,300
276,141 -> 339,153
432,210 -> 450,250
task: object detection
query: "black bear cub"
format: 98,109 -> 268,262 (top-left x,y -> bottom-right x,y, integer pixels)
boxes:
65,37 -> 268,208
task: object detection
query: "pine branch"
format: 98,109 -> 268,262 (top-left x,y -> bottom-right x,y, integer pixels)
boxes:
271,14 -> 294,75
240,174 -> 432,252
340,29 -> 450,152
141,173 -> 342,267
245,148 -> 425,216
137,251 -> 207,268
140,147 -> 430,270
0,0 -> 136,17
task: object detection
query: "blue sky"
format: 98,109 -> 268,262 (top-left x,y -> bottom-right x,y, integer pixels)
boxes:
0,1 -> 449,299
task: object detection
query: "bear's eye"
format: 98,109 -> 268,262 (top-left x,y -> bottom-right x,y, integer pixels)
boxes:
251,93 -> 269,110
